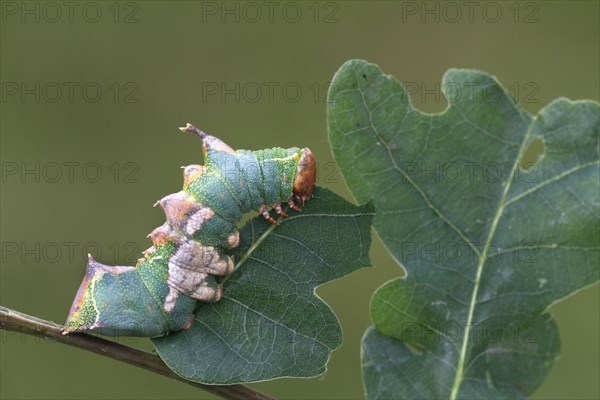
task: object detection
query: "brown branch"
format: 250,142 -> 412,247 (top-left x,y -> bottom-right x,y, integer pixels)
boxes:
0,306 -> 274,400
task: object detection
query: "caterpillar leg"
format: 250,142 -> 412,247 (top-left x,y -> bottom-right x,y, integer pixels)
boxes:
260,205 -> 279,225
164,280 -> 222,313
288,198 -> 302,212
182,315 -> 196,331
273,202 -> 288,217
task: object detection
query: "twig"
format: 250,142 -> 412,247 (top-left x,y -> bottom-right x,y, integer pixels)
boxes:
0,306 -> 274,400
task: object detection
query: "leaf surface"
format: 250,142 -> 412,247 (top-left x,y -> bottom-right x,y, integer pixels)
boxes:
328,60 -> 599,399
153,187 -> 374,384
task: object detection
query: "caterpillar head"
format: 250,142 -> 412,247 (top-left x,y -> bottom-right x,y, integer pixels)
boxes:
293,148 -> 316,205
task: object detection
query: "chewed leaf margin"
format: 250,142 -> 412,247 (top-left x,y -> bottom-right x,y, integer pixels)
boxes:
327,59 -> 599,399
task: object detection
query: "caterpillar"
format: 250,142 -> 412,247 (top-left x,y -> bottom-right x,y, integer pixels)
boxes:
63,123 -> 316,337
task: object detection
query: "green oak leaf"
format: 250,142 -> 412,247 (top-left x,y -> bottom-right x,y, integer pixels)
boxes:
152,186 -> 374,384
328,60 -> 599,399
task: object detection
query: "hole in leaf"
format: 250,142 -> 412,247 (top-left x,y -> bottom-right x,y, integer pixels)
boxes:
520,137 -> 546,170
362,73 -> 367,79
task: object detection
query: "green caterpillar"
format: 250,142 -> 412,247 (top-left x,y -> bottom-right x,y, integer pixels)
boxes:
63,123 -> 316,337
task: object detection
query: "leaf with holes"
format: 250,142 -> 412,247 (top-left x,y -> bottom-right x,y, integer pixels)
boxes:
328,60 -> 599,399
152,186 -> 374,384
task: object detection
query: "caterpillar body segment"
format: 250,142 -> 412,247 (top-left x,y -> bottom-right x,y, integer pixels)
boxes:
63,124 -> 316,337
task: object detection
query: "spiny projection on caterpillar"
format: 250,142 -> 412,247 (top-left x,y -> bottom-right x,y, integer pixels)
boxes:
63,123 -> 316,337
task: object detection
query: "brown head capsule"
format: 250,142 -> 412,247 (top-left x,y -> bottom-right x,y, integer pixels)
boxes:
293,147 -> 316,205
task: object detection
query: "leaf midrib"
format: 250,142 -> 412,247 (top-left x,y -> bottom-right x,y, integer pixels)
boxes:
448,114 -> 535,400
349,65 -> 538,399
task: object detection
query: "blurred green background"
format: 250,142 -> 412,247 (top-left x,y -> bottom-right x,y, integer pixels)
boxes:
1,1 -> 598,399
